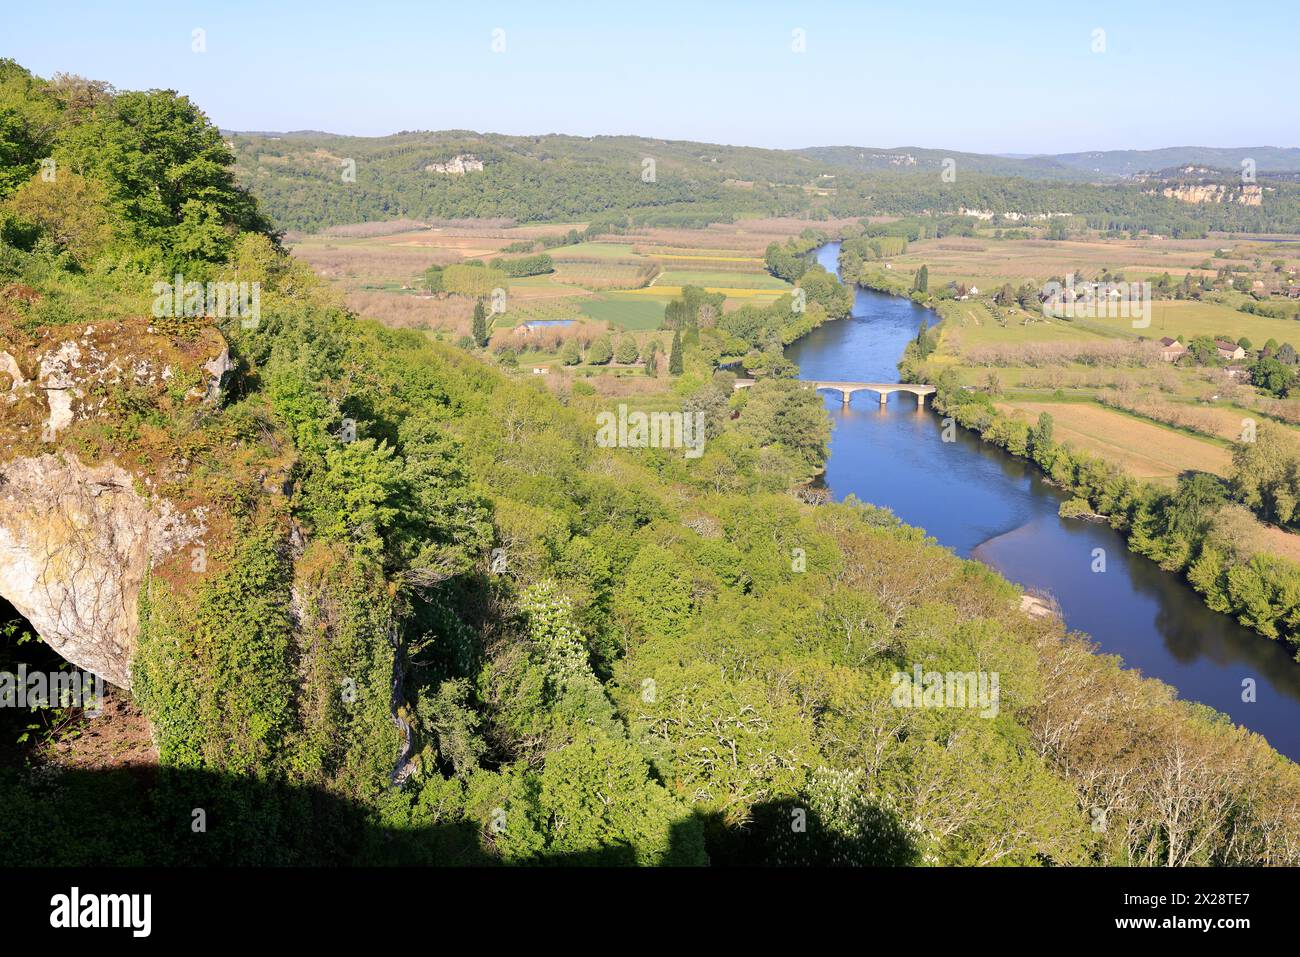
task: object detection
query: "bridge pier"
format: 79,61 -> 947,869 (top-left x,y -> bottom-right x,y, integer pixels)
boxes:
762,379 -> 936,410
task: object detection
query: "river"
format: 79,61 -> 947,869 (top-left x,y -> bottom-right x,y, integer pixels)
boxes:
788,241 -> 1300,760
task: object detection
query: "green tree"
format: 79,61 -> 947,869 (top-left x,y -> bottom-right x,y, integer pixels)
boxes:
1186,336 -> 1219,365
471,299 -> 489,348
914,318 -> 933,359
55,88 -> 269,261
735,377 -> 831,476
669,330 -> 683,375
614,335 -> 639,364
752,768 -> 919,866
0,60 -> 62,199
1170,472 -> 1229,540
912,264 -> 929,294
797,265 -> 853,319
424,264 -> 444,294
1233,423 -> 1300,525
416,679 -> 486,777
1029,411 -> 1055,466
588,334 -> 613,365
525,729 -> 705,865
2,169 -> 112,263
684,377 -> 733,441
1250,356 -> 1293,397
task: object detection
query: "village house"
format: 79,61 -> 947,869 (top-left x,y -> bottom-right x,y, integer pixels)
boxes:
1158,337 -> 1188,362
1215,338 -> 1246,361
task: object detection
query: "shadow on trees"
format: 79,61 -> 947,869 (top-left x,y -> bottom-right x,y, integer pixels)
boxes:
0,766 -> 919,866
0,764 -> 706,867
3,605 -> 914,868
699,799 -> 920,867
0,764 -> 489,866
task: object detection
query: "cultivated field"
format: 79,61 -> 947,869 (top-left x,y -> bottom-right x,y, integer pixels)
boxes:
895,235 -> 1300,296
921,231 -> 1300,498
578,297 -> 666,330
998,400 -> 1234,482
289,218 -> 814,342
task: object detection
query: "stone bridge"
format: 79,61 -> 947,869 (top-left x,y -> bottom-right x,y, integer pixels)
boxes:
733,379 -> 936,408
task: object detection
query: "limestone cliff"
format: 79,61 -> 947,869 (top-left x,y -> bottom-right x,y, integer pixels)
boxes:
1156,183 -> 1264,206
0,454 -> 205,686
0,318 -> 230,687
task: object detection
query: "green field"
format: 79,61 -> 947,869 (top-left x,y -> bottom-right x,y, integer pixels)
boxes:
950,298 -> 1300,351
579,296 -> 667,330
656,269 -> 792,290
547,242 -> 640,259
1141,300 -> 1300,347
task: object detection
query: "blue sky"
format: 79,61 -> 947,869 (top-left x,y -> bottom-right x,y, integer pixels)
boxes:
4,0 -> 1294,153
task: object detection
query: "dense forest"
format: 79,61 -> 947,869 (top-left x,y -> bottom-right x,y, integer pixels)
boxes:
229,130 -> 811,232
804,144 -> 1300,179
4,60 -> 1300,867
228,128 -> 1300,237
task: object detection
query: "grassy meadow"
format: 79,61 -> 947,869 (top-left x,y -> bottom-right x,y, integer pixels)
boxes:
998,400 -> 1233,483
288,218 -> 811,363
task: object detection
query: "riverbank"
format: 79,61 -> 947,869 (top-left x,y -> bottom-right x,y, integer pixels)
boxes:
816,237 -> 1300,662
931,377 -> 1300,657
788,240 -> 1300,760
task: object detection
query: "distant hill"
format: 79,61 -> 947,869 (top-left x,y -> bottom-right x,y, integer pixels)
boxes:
796,145 -> 1300,181
794,146 -> 1087,181
1047,146 -> 1300,177
226,129 -> 1300,235
228,129 -> 846,232
220,129 -> 340,139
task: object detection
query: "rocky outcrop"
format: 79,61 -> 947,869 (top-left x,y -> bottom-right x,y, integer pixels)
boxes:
424,153 -> 484,175
0,454 -> 204,687
0,320 -> 231,451
1157,183 -> 1263,206
0,318 -> 230,687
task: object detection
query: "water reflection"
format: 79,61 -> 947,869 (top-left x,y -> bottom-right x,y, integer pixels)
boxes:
788,242 -> 1300,759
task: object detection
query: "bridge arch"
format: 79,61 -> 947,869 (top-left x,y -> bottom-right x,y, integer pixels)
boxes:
734,378 -> 935,408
